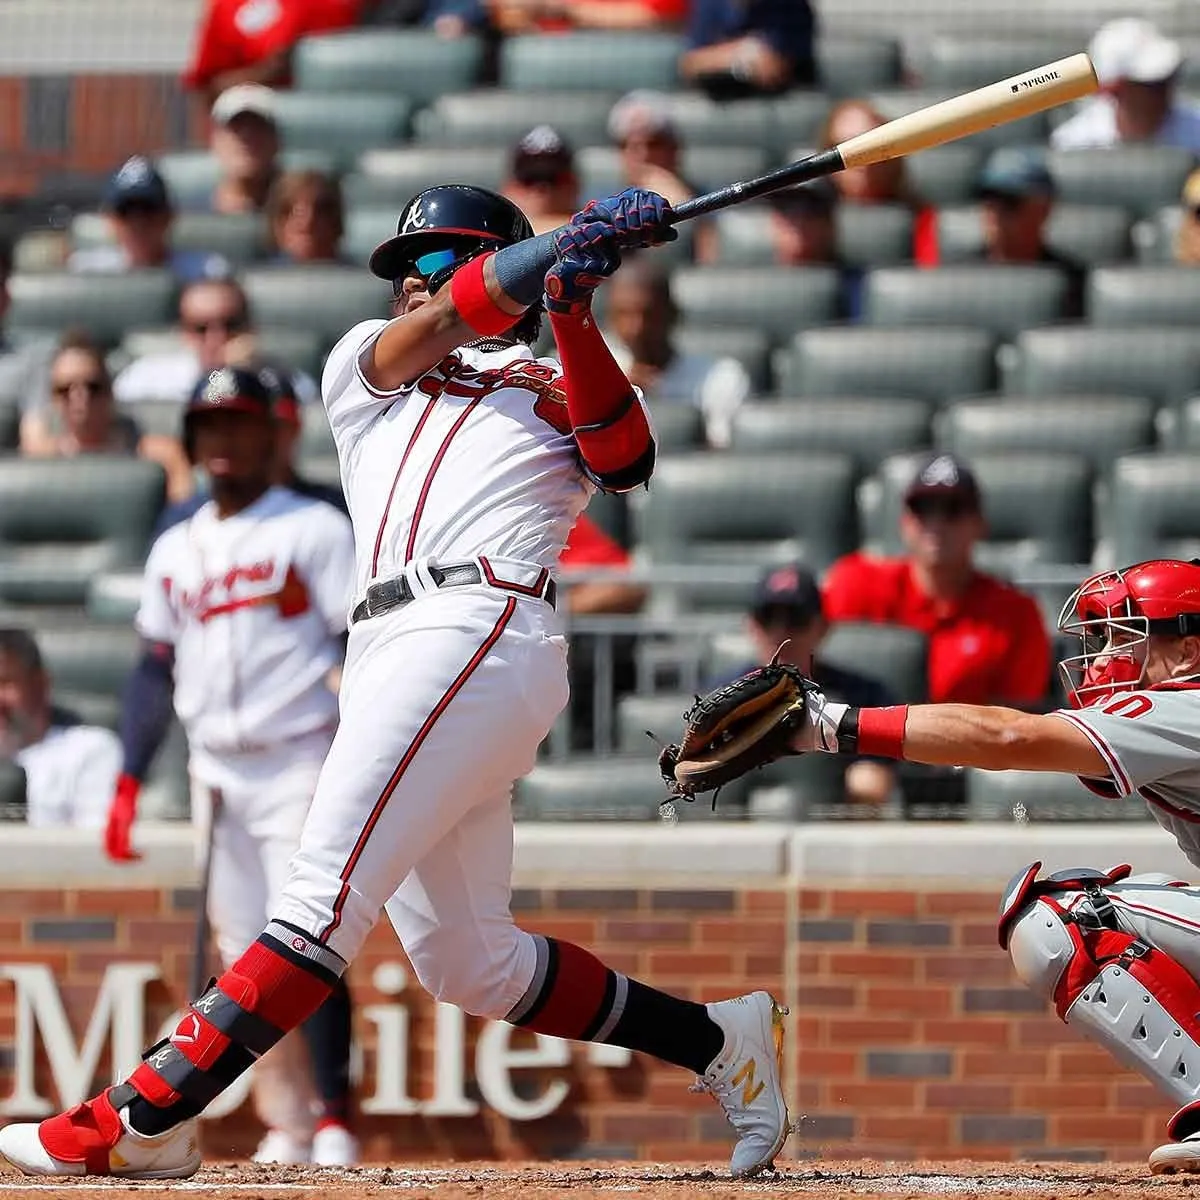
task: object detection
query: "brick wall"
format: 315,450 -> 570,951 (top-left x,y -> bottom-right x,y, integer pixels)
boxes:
0,883 -> 1167,1163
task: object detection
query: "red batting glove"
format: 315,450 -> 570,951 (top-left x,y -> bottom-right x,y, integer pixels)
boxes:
104,773 -> 142,863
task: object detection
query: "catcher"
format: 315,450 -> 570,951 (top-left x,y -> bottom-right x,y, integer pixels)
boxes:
661,558 -> 1200,1175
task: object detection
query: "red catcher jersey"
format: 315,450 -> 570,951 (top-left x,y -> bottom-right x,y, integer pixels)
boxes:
185,0 -> 362,90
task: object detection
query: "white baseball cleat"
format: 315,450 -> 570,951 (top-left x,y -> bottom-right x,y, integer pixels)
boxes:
311,1121 -> 360,1167
252,1128 -> 313,1165
0,1088 -> 200,1179
1150,1131 -> 1200,1174
692,990 -> 791,1178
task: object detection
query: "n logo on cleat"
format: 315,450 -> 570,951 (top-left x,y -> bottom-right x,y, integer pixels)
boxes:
731,1059 -> 765,1106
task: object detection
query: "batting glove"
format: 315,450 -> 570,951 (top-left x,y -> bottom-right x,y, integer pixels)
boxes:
104,773 -> 142,863
575,188 -> 678,249
545,220 -> 621,314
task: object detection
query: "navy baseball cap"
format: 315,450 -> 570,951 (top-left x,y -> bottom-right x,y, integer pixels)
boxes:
512,125 -> 576,184
751,563 -> 823,623
904,453 -> 982,510
105,156 -> 170,213
978,147 -> 1055,201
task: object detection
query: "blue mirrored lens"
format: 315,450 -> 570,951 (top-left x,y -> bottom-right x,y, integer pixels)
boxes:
414,248 -> 460,277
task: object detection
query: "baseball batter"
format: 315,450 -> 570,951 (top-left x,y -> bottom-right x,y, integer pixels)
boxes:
0,185 -> 791,1180
100,367 -> 360,1167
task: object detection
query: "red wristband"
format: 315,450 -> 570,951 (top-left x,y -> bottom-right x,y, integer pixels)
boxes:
856,706 -> 909,759
449,253 -> 522,337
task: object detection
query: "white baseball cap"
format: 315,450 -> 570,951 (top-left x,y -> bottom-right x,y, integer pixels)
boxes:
1089,18 -> 1183,86
211,83 -> 278,126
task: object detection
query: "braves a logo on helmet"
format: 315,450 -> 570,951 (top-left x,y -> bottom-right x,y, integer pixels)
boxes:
401,200 -> 428,234
204,369 -> 240,406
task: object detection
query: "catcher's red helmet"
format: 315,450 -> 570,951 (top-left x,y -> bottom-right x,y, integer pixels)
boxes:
1058,558 -> 1200,707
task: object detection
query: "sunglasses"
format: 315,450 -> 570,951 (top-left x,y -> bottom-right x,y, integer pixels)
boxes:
907,495 -> 976,521
186,316 -> 249,336
52,378 -> 107,398
392,248 -> 462,297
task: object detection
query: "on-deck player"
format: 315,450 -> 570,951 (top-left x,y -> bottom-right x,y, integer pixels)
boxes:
100,367 -> 360,1166
0,185 -> 791,1179
770,556 -> 1200,1174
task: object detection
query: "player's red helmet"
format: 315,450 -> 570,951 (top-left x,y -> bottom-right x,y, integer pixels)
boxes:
1058,558 -> 1200,708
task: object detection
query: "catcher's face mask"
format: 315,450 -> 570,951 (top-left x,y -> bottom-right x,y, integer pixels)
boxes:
1058,569 -> 1149,708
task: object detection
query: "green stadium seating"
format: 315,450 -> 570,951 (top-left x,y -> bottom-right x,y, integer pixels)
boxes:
300,402 -> 336,461
869,89 -> 1049,149
710,205 -> 915,268
500,32 -> 682,92
346,146 -> 509,208
1046,146 -> 1195,218
822,621 -> 929,703
269,92 -> 413,166
156,150 -> 339,211
730,397 -> 932,468
8,271 -> 176,346
767,92 -> 833,153
342,205 -> 397,266
616,693 -> 693,753
581,491 -> 629,548
254,328 -> 329,381
1177,398 -> 1200,450
579,144 -> 768,199
0,401 -> 20,451
1108,453 -> 1200,564
0,759 -> 26,820
635,452 -> 858,575
646,404 -> 705,452
294,30 -> 485,103
670,266 -> 841,339
1004,328 -> 1200,404
815,36 -> 902,95
912,36 -> 1079,89
242,266 -> 389,342
1087,267 -> 1200,327
0,458 -> 165,605
935,204 -> 1131,266
863,265 -> 1069,338
661,95 -> 775,148
673,326 -> 770,392
414,90 -> 618,147
72,211 -> 270,267
780,327 -> 995,402
1134,206 -> 1183,264
86,570 -> 142,624
938,396 -> 1155,470
140,719 -> 191,821
967,768 -> 1150,822
121,399 -> 185,440
905,145 -> 985,206
37,624 -> 139,695
746,756 -> 859,821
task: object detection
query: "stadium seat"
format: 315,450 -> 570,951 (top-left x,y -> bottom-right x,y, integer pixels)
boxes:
779,327 -> 996,402
730,397 -> 932,468
1004,327 -> 1200,404
673,326 -> 770,392
140,718 -> 191,821
660,95 -> 775,149
863,265 -> 1069,337
269,92 -> 412,167
414,89 -> 618,148
862,450 -> 1092,568
36,624 -> 139,696
300,402 -> 336,461
912,36 -> 1079,89
1176,398 -> 1200,450
935,204 -> 1131,266
635,452 -> 858,574
0,759 -> 25,820
72,211 -> 269,267
121,399 -> 185,440
0,400 -> 20,451
294,30 -> 485,103
710,203 -> 913,268
255,328 -> 329,381
86,570 -> 142,624
767,92 -> 833,152
821,621 -> 929,703
345,147 -> 509,208
342,205 -> 397,267
905,145 -> 985,206
670,266 -> 841,339
579,144 -> 768,200
0,459 -> 165,605
747,756 -> 859,821
1108,452 -> 1200,564
1087,267 -> 1200,327
815,36 -> 902,94
8,271 -> 176,346
1134,206 -> 1183,265
967,768 -> 1150,822
242,266 -> 389,342
616,693 -> 692,753
156,150 -> 338,210
869,89 -> 1048,148
501,32 -> 681,91
938,396 -> 1155,470
1046,146 -> 1195,218
646,405 -> 705,452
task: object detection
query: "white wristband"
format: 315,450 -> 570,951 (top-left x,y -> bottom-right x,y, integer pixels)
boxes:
807,695 -> 849,754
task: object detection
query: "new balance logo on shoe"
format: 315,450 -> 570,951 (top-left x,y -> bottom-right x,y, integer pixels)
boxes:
730,1058 -> 765,1107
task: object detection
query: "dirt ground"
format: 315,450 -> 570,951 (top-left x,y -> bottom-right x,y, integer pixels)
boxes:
2,1159 -> 1200,1200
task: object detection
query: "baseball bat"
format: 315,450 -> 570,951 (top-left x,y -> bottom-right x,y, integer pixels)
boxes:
187,788 -> 221,1000
669,53 -> 1098,224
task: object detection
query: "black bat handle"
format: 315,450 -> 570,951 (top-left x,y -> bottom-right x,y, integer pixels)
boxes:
669,147 -> 846,224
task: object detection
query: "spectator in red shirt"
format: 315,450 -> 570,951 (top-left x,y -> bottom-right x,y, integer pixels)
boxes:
560,513 -> 646,615
185,0 -> 363,102
822,454 -> 1051,707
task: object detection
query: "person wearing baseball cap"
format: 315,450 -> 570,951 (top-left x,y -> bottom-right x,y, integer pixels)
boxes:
608,91 -> 694,208
1052,18 -> 1200,152
823,454 -> 1051,707
210,84 -> 281,216
501,125 -> 580,235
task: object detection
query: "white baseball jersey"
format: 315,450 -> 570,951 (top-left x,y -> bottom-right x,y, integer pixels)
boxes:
1055,685 -> 1200,866
322,319 -> 614,593
137,486 -> 355,787
17,723 -> 121,828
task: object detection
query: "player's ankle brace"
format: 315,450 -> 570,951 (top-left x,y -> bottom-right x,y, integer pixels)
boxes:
123,920 -> 345,1135
832,706 -> 909,760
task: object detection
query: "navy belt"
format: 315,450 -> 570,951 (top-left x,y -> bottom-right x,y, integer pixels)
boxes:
352,562 -> 556,624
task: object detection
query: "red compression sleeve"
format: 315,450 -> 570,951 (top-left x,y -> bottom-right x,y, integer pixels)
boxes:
449,254 -> 523,337
856,706 -> 909,759
549,309 -> 652,476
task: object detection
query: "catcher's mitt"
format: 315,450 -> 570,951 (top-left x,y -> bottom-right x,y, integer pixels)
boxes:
658,661 -> 818,803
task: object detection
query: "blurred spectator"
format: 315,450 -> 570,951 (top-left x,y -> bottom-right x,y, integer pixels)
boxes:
607,91 -> 694,208
20,335 -> 194,502
69,157 -> 228,282
1052,18 -> 1200,153
210,85 -> 281,215
502,126 -> 580,235
185,0 -> 364,103
823,453 -> 1051,707
1176,169 -> 1200,265
0,629 -> 121,828
681,0 -> 815,99
0,243 -> 54,416
560,512 -> 645,614
821,101 -> 907,206
153,362 -> 345,539
269,171 -> 346,264
112,277 -> 318,406
726,563 -> 897,806
602,257 -> 750,448
485,0 -> 687,34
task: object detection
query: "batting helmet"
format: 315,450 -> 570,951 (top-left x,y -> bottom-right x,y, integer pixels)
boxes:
183,367 -> 274,460
368,184 -> 534,290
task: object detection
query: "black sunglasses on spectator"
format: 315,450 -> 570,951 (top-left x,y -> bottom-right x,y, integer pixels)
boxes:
186,316 -> 249,336
52,378 -> 107,398
907,495 -> 976,521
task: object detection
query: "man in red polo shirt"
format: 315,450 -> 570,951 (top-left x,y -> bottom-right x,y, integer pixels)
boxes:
823,454 -> 1051,707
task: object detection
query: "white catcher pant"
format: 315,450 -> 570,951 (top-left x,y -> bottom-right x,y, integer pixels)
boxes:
274,585 -> 569,1019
